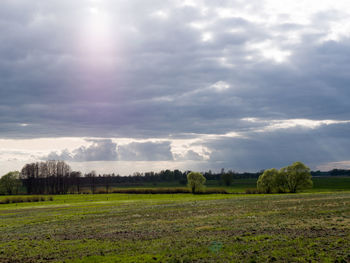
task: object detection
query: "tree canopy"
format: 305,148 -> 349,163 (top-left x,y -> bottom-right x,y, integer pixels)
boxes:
280,161 -> 313,193
187,172 -> 206,193
0,171 -> 21,195
257,168 -> 279,193
257,162 -> 313,193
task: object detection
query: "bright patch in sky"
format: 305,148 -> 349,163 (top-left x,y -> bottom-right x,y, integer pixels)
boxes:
79,4 -> 116,58
201,32 -> 213,42
152,10 -> 169,19
247,41 -> 291,63
243,118 -> 350,131
1,0 -> 350,175
210,81 -> 230,92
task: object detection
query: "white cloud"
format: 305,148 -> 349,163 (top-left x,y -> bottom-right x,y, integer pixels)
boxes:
247,40 -> 291,63
201,32 -> 213,42
243,118 -> 350,131
151,10 -> 169,19
317,160 -> 350,171
174,149 -> 205,161
210,81 -> 230,91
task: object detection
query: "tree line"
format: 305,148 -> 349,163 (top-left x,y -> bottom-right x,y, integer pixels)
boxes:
0,160 -> 349,195
0,161 -> 258,195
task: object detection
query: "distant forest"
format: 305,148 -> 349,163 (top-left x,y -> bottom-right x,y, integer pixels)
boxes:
12,160 -> 350,195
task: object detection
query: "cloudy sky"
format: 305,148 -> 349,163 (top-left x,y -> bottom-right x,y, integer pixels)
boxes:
1,0 -> 350,175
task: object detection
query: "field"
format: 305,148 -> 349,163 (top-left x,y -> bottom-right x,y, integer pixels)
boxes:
11,176 -> 350,195
0,178 -> 350,262
126,177 -> 350,193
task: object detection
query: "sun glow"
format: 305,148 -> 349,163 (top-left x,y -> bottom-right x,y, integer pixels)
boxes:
81,6 -> 114,54
76,3 -> 120,71
74,2 -> 122,88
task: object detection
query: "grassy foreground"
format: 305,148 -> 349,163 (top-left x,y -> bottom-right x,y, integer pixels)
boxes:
0,192 -> 350,263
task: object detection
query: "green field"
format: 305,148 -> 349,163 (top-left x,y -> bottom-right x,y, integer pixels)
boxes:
136,177 -> 350,193
1,184 -> 350,262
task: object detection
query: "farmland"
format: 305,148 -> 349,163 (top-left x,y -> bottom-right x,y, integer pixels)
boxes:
0,187 -> 350,262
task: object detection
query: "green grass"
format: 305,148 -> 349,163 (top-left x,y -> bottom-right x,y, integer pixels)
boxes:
210,176 -> 350,193
310,177 -> 350,192
142,177 -> 350,193
0,190 -> 350,262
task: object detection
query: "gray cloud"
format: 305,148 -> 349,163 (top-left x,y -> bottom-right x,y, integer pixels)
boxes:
73,139 -> 118,162
46,149 -> 73,161
174,150 -> 205,161
44,139 -> 118,162
2,0 -> 350,171
43,140 -> 173,162
118,141 -> 173,161
204,122 -> 350,171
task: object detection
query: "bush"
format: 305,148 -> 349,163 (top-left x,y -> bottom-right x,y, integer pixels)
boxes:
0,196 -> 54,204
0,198 -> 10,204
109,187 -> 229,194
201,188 -> 229,194
222,172 -> 233,186
111,188 -> 190,194
245,188 -> 262,194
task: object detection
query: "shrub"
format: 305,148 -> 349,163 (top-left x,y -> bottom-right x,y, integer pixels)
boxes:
110,187 -> 229,194
0,198 -> 10,204
187,172 -> 206,194
202,188 -> 229,194
32,196 -> 40,202
0,196 -> 53,204
111,188 -> 190,194
245,188 -> 262,194
11,197 -> 23,203
222,172 -> 233,186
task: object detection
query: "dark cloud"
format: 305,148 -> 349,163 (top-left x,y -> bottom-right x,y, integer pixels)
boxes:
1,1 -> 350,171
204,123 -> 350,171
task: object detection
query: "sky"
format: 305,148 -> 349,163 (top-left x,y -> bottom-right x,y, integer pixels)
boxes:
1,0 -> 350,175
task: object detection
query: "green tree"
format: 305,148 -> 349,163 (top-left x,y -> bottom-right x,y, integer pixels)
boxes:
0,171 -> 21,195
257,168 -> 278,193
187,172 -> 206,193
280,162 -> 313,193
274,171 -> 288,193
221,170 -> 233,186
